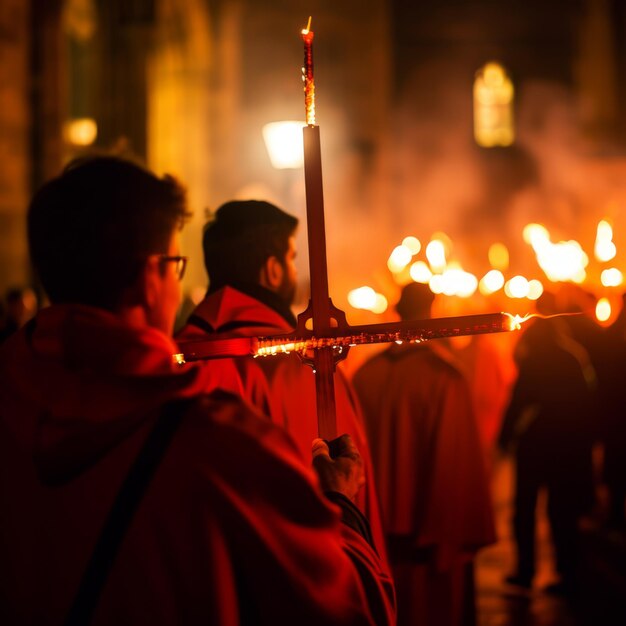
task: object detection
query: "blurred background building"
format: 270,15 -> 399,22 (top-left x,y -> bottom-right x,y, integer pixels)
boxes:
3,0 -> 626,328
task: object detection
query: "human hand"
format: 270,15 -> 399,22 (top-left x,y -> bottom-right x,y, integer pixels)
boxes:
312,434 -> 365,501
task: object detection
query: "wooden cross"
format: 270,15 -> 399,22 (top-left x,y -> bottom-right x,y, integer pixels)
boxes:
294,19 -> 515,438
175,19 -> 523,439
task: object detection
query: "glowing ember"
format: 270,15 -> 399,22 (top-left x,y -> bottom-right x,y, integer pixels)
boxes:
503,313 -> 533,331
301,17 -> 315,126
501,311 -> 580,331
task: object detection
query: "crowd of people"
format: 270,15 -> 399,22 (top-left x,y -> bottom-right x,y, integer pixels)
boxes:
1,155 -> 625,625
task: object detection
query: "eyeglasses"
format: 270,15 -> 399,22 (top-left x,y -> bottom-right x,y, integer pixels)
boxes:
157,255 -> 188,280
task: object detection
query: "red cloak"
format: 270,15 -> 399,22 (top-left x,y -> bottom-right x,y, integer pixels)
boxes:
0,304 -> 395,625
178,286 -> 389,566
353,341 -> 495,626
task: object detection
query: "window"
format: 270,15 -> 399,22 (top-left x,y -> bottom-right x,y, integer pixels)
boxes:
473,62 -> 514,147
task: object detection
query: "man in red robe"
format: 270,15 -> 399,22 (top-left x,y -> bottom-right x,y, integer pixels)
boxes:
177,200 -> 388,564
353,283 -> 495,626
0,158 -> 395,625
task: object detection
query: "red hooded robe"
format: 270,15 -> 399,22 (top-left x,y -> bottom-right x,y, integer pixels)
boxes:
0,304 -> 395,626
353,341 -> 495,626
177,286 -> 389,566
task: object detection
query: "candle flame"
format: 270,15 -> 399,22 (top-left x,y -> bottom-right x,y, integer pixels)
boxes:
302,15 -> 312,34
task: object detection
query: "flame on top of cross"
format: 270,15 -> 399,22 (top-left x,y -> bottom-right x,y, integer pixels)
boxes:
301,16 -> 316,125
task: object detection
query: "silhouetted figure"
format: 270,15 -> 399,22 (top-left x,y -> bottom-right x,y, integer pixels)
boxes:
353,282 -> 495,626
600,293 -> 626,529
0,157 -> 395,625
498,291 -> 595,597
555,284 -> 609,450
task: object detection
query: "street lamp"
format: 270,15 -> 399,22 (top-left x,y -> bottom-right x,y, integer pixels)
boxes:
262,120 -> 308,306
262,121 -> 305,169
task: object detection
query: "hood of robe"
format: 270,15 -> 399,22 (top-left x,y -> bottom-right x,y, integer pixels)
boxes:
0,304 -> 236,486
179,286 -> 294,339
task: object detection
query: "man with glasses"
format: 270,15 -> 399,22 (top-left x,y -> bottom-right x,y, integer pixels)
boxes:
0,157 -> 394,625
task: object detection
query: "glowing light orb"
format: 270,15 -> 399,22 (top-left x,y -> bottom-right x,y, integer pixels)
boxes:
387,245 -> 413,273
426,240 -> 447,272
262,121 -> 305,169
348,286 -> 387,314
479,269 -> 505,295
410,261 -> 432,284
64,118 -> 98,146
505,275 -> 530,299
348,286 -> 376,310
523,223 -> 550,246
488,243 -> 509,271
429,274 -> 444,294
596,298 -> 611,323
402,236 -> 421,255
595,220 -> 616,262
527,279 -> 544,300
526,228 -> 589,283
440,268 -> 478,298
601,268 -> 623,287
372,294 -> 388,314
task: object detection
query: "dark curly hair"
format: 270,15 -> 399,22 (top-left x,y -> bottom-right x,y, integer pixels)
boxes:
202,200 -> 298,293
28,156 -> 190,310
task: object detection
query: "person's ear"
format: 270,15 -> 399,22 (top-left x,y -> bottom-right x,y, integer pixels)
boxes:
259,255 -> 284,292
140,256 -> 162,308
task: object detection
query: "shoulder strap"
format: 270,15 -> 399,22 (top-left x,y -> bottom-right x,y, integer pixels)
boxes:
64,398 -> 193,626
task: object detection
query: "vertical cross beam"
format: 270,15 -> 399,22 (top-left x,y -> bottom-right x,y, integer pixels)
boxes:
301,124 -> 337,439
